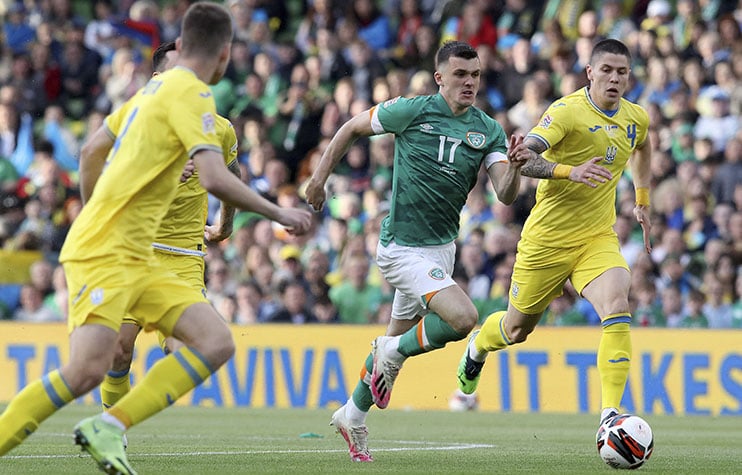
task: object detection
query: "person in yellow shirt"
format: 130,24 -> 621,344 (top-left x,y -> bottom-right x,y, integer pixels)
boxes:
0,4 -> 312,474
92,41 -> 239,426
457,38 -> 653,429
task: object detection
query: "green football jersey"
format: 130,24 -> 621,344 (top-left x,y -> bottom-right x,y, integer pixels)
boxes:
371,94 -> 507,247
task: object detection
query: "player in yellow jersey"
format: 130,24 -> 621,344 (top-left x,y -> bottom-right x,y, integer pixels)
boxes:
84,42 -> 241,425
457,39 -> 653,428
0,4 -> 311,474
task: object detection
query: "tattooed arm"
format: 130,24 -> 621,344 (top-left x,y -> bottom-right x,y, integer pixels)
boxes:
518,136 -> 613,187
205,159 -> 242,242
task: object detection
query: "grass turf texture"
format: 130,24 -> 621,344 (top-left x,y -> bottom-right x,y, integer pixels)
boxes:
0,405 -> 740,474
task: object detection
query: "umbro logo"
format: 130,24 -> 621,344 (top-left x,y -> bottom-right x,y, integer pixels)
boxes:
589,125 -> 602,132
420,123 -> 434,131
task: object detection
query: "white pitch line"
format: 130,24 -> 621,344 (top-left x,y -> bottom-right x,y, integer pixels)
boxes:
4,443 -> 495,460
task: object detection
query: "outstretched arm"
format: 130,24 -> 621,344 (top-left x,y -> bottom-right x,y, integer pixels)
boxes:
518,136 -> 613,187
631,138 -> 653,253
195,151 -> 312,235
305,110 -> 375,211
205,159 -> 242,242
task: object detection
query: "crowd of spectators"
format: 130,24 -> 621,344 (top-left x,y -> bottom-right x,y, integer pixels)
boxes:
0,0 -> 740,329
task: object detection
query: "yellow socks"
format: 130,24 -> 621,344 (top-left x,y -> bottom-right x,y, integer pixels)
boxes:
108,347 -> 213,428
100,369 -> 131,409
473,311 -> 512,357
598,316 -> 632,410
0,370 -> 75,455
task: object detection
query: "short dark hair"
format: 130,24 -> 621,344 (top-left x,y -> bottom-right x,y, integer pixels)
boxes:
435,41 -> 478,70
181,2 -> 233,58
590,39 -> 631,64
152,41 -> 176,72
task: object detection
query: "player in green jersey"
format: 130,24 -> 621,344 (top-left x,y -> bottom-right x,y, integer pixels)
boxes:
456,39 -> 653,429
306,41 -> 551,462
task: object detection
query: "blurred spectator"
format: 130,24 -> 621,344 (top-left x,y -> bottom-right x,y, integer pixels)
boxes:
442,1 -> 497,51
13,284 -> 62,322
661,284 -> 685,328
693,87 -> 740,154
42,264 -> 68,321
84,0 -> 118,60
3,3 -> 36,54
104,46 -> 148,111
680,288 -> 709,328
634,278 -> 665,327
265,279 -> 318,324
498,37 -> 540,109
507,76 -> 551,132
542,292 -> 587,326
329,253 -> 381,323
347,0 -> 393,53
702,271 -> 733,328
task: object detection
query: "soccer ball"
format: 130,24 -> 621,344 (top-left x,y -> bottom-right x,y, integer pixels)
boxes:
596,414 -> 654,469
448,389 -> 479,412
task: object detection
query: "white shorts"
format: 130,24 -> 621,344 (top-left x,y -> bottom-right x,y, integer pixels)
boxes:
376,240 -> 457,321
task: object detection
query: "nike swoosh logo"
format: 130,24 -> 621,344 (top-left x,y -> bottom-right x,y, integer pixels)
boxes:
166,393 -> 175,405
608,357 -> 630,363
589,125 -> 602,132
92,423 -> 101,434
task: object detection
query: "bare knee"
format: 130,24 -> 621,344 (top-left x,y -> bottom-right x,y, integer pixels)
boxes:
447,307 -> 478,336
63,362 -> 109,396
191,326 -> 235,369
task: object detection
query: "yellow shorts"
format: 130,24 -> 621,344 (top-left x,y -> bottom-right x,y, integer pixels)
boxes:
509,233 -> 628,315
121,250 -> 206,326
64,254 -> 208,336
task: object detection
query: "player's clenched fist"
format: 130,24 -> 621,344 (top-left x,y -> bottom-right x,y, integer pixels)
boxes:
277,207 -> 313,235
305,178 -> 327,212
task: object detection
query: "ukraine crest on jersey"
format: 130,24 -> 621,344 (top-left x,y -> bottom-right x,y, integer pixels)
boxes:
60,67 -> 223,262
369,93 -> 508,247
524,87 -> 650,246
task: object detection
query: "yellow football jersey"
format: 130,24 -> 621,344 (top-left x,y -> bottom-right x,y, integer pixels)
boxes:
524,87 -> 649,247
60,67 -> 222,262
154,116 -> 237,253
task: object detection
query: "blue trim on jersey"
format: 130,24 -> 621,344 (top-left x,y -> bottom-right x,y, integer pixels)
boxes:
107,369 -> 131,378
601,315 -> 632,327
526,133 -> 550,150
42,373 -> 67,408
584,87 -> 619,118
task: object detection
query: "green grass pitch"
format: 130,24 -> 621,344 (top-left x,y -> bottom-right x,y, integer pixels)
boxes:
1,405 -> 740,474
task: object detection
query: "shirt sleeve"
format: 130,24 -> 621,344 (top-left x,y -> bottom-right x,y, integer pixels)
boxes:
527,100 -> 574,151
168,84 -> 222,158
370,96 -> 422,135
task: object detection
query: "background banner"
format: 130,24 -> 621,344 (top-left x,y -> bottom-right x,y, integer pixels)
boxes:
1,323 -> 740,416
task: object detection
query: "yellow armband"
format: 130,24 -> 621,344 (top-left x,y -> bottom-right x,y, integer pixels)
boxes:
553,164 -> 573,179
635,187 -> 650,207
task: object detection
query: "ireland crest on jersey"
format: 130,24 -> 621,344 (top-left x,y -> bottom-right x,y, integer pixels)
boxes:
466,132 -> 486,149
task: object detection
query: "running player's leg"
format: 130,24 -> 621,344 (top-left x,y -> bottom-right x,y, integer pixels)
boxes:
580,268 -> 632,423
458,239 -> 572,393
369,241 -> 473,409
0,324 -> 117,455
1,256 -> 129,457
106,301 -> 234,429
100,322 -> 140,409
